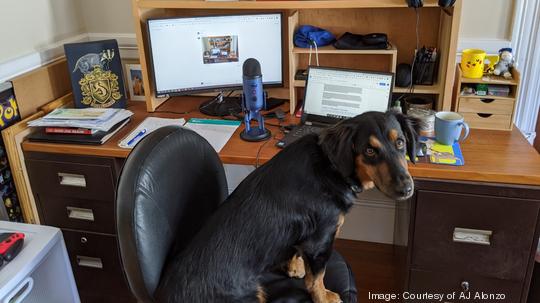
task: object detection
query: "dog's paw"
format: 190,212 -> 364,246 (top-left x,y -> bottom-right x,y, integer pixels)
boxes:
287,255 -> 306,279
324,290 -> 342,303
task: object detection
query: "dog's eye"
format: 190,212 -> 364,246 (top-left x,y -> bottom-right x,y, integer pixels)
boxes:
396,138 -> 405,149
365,147 -> 376,157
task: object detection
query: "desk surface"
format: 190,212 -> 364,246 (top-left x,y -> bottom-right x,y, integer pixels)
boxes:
22,97 -> 540,186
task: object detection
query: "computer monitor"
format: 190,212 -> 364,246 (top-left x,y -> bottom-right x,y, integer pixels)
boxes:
147,13 -> 283,100
303,66 -> 393,124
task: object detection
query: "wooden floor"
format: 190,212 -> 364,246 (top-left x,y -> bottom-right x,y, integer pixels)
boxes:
334,239 -> 399,302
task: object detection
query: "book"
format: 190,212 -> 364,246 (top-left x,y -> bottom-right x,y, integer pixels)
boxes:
0,82 -> 21,130
64,39 -> 127,109
45,127 -> 98,135
28,118 -> 131,145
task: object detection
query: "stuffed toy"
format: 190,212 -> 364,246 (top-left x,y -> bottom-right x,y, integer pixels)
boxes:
493,48 -> 514,79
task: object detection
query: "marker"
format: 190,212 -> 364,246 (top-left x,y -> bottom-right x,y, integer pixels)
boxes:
127,129 -> 147,146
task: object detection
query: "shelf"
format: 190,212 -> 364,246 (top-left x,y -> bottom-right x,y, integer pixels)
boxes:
293,80 -> 306,88
461,76 -> 518,86
393,83 -> 440,94
459,94 -> 516,101
292,45 -> 397,55
138,0 -> 440,10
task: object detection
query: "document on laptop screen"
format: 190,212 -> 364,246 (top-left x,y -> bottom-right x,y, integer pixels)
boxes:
303,68 -> 392,119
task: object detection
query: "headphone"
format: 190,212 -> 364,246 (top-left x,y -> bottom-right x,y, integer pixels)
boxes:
406,0 -> 456,8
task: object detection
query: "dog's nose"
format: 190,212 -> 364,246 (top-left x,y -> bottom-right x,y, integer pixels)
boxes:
395,183 -> 413,197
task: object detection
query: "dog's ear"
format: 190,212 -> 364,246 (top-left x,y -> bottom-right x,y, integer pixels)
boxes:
393,113 -> 420,164
319,123 -> 356,178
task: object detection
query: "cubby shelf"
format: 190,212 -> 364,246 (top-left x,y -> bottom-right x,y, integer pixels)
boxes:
292,45 -> 397,55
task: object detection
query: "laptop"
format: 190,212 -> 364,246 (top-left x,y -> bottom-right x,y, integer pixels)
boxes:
276,66 -> 394,148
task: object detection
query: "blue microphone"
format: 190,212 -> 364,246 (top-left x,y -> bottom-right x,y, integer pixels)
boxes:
240,58 -> 271,142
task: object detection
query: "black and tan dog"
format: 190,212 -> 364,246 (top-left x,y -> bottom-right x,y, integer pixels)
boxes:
157,111 -> 418,303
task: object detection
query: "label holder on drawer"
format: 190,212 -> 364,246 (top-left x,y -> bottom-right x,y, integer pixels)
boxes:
58,172 -> 87,187
77,255 -> 103,269
453,227 -> 492,245
66,206 -> 95,221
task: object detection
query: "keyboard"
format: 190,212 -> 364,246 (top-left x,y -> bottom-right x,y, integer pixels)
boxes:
276,124 -> 324,148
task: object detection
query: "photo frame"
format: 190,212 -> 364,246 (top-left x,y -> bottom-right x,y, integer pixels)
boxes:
125,64 -> 145,101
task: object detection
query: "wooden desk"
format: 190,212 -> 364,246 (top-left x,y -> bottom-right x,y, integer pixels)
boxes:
22,96 -> 540,186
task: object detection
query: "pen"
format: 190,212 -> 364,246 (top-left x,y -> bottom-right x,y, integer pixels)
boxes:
127,128 -> 147,146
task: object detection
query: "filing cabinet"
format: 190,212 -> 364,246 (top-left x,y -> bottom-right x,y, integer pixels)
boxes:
397,179 -> 540,303
24,152 -> 134,303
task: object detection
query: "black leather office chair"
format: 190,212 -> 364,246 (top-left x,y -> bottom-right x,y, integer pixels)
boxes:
116,126 -> 358,302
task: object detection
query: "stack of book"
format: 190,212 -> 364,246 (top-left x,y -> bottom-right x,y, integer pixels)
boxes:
27,108 -> 133,145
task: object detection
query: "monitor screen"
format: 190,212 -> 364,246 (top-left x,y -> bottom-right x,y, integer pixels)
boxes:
303,67 -> 393,120
147,13 -> 283,97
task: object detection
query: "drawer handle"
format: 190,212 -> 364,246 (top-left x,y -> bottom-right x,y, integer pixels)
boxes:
480,98 -> 495,103
461,281 -> 470,292
58,173 -> 87,187
453,227 -> 492,245
66,206 -> 95,222
4,277 -> 34,303
76,255 -> 103,269
477,113 -> 493,118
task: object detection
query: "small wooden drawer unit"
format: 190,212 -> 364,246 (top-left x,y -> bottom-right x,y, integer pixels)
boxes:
403,180 -> 540,303
24,152 -> 134,303
454,65 -> 520,130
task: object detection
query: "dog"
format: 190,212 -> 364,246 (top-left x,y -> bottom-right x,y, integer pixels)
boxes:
156,111 -> 418,303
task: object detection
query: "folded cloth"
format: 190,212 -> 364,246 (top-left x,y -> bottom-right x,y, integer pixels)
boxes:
294,25 -> 336,48
334,32 -> 388,50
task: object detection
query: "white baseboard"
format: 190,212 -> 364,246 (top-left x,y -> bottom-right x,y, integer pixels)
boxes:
0,32 -> 141,83
0,33 -> 88,83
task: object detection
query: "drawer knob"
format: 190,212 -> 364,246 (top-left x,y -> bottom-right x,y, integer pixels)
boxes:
80,237 -> 87,244
461,281 -> 470,292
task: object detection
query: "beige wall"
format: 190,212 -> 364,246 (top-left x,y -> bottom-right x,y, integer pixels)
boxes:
79,0 -> 135,34
0,0 -> 86,64
460,0 -> 514,40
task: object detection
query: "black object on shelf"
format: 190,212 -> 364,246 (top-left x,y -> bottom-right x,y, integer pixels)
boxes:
413,47 -> 439,85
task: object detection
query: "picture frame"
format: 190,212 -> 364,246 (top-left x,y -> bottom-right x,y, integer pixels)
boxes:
125,64 -> 146,101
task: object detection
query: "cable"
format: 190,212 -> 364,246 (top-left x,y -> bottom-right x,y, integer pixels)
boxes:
408,7 -> 420,94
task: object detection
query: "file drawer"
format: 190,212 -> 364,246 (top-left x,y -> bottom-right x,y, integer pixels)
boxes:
458,97 -> 514,115
26,158 -> 117,202
37,194 -> 115,234
62,229 -> 134,301
460,112 -> 512,130
412,190 -> 539,281
409,268 -> 522,302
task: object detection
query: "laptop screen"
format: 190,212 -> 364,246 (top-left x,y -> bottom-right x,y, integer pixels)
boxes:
303,67 -> 393,122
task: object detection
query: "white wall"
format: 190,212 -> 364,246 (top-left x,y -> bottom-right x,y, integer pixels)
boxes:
79,0 -> 135,34
458,0 -> 515,53
0,0 -> 86,64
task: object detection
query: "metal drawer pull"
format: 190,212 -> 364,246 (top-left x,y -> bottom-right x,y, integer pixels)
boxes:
76,256 -> 103,269
58,173 -> 87,187
453,227 -> 492,245
66,206 -> 95,221
461,281 -> 470,292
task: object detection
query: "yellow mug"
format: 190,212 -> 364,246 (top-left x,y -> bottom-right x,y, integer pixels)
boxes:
461,49 -> 486,78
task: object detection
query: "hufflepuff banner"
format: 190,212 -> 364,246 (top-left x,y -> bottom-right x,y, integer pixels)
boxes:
64,40 -> 127,109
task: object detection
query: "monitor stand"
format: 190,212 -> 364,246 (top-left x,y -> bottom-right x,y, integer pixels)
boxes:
199,91 -> 242,116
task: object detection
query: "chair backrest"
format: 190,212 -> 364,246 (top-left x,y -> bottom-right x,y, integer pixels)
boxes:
116,126 -> 228,302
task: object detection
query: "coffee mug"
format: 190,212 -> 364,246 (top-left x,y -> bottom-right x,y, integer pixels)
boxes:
461,49 -> 486,78
435,112 -> 470,145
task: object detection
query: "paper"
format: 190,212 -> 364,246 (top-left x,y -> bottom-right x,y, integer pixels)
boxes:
28,109 -> 133,132
118,117 -> 186,149
183,118 -> 241,152
44,108 -> 116,120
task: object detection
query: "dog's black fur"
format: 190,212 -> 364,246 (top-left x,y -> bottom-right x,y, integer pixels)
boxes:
156,111 -> 418,302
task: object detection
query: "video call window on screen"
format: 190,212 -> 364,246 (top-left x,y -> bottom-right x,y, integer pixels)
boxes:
147,13 -> 283,97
